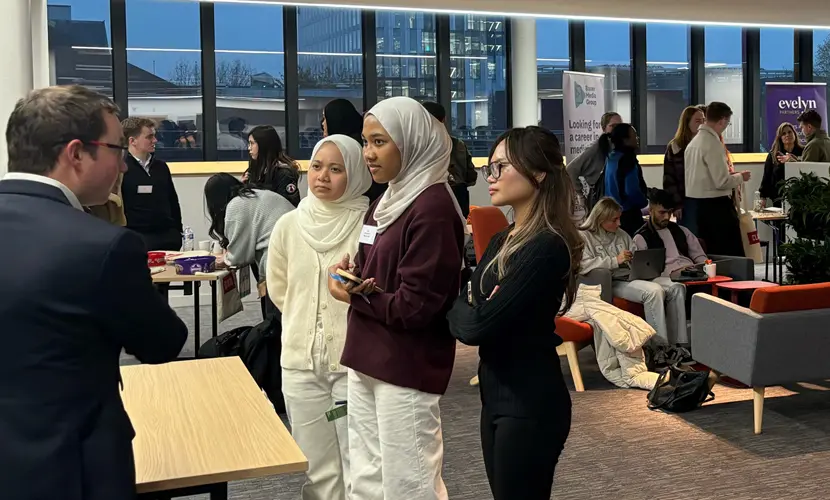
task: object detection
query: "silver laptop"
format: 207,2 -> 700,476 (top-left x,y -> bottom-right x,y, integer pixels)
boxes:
619,248 -> 666,282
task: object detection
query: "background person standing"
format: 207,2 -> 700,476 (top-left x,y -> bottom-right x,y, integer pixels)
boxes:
121,117 -> 183,252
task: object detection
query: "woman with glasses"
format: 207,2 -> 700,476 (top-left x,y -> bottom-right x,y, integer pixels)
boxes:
447,126 -> 582,500
327,96 -> 466,500
243,125 -> 301,207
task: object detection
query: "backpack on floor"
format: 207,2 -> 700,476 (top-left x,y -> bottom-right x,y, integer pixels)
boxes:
647,364 -> 714,413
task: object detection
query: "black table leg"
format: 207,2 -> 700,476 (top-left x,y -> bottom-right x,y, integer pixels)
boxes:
210,280 -> 218,338
137,482 -> 228,500
210,482 -> 228,500
193,281 -> 201,357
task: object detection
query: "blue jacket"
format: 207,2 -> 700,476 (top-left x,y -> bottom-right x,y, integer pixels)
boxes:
604,151 -> 648,212
0,179 -> 188,500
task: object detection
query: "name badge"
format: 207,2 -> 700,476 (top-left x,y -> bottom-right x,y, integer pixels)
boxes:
137,185 -> 153,194
359,225 -> 378,245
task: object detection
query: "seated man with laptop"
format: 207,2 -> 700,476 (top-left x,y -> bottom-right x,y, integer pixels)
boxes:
579,196 -> 690,352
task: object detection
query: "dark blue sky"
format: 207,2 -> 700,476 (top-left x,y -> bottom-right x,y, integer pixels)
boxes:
55,0 -> 829,79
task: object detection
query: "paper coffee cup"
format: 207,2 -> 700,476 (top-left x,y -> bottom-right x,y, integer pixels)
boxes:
198,240 -> 211,251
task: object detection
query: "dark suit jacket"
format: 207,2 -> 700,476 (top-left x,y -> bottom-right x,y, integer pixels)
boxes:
0,179 -> 188,500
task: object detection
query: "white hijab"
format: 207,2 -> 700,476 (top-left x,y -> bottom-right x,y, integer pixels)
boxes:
296,135 -> 372,253
368,97 -> 466,234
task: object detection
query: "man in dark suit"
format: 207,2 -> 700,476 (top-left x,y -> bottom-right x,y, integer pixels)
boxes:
0,85 -> 188,500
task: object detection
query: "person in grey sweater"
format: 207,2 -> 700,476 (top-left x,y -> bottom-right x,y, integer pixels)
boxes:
567,111 -> 622,217
205,172 -> 295,318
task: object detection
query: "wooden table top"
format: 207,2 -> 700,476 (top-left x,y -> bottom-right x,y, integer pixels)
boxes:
122,358 -> 308,493
749,210 -> 788,221
716,280 -> 781,291
151,265 -> 227,283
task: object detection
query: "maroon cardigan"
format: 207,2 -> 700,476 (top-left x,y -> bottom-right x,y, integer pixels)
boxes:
340,184 -> 465,395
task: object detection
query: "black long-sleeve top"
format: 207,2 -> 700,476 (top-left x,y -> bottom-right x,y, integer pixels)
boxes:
447,228 -> 572,417
760,144 -> 803,207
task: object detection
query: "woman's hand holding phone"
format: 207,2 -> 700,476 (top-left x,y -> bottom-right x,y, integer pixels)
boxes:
327,253 -> 381,304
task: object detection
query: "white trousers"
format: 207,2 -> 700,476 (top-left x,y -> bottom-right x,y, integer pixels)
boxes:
612,277 -> 688,345
347,369 -> 448,500
282,367 -> 350,500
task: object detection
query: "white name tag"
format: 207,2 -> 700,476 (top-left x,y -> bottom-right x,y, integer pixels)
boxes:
359,225 -> 378,245
137,185 -> 153,194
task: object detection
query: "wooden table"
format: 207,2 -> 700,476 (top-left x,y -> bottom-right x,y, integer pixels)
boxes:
123,357 -> 307,499
716,280 -> 780,303
153,266 -> 225,356
682,275 -> 733,296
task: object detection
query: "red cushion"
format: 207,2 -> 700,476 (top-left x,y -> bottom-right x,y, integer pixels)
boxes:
613,297 -> 645,318
750,282 -> 830,314
555,316 -> 593,344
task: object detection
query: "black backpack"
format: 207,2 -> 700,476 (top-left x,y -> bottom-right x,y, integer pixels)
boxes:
199,314 -> 285,413
647,364 -> 714,413
585,169 -> 606,213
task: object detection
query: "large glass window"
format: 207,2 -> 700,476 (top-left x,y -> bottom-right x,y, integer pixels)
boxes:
449,15 -> 508,157
646,23 -> 690,148
297,7 -> 363,159
760,28 -> 794,151
47,0 -> 113,96
585,20 -> 631,123
815,29 -> 830,125
376,12 -> 437,102
214,3 -> 285,160
705,27 -> 743,145
536,19 -> 569,143
126,0 -> 203,161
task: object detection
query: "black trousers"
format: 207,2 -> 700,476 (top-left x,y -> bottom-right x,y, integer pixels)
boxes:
480,406 -> 571,500
452,185 -> 471,219
620,208 -> 645,237
688,196 -> 745,257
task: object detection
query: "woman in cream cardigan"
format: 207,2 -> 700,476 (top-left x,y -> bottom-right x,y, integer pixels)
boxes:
267,134 -> 372,500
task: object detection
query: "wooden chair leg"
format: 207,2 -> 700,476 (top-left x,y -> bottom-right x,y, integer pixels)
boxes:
561,341 -> 585,392
753,386 -> 765,435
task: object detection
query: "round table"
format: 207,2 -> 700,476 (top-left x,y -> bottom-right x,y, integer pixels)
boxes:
715,280 -> 781,304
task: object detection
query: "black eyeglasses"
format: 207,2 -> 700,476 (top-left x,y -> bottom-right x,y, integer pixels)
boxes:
482,161 -> 511,181
88,140 -> 129,158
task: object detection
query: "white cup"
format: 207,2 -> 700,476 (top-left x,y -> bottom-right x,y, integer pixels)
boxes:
211,241 -> 223,255
198,240 -> 211,252
703,263 -> 716,279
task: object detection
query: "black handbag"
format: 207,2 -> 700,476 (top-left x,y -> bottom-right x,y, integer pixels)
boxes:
647,364 -> 714,413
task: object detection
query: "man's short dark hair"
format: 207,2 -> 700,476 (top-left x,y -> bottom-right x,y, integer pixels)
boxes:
422,101 -> 446,122
121,117 -> 156,140
6,85 -> 119,175
797,109 -> 822,128
705,102 -> 732,123
647,188 -> 679,210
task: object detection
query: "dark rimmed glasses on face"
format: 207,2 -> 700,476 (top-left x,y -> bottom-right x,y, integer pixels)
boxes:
482,161 -> 510,181
88,140 -> 129,159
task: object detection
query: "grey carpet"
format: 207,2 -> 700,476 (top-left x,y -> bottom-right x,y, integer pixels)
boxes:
126,264 -> 830,499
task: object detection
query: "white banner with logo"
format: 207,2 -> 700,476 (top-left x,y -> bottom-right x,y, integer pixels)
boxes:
563,71 -> 606,221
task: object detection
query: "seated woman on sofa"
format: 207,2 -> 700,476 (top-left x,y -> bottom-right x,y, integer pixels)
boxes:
578,197 -> 687,352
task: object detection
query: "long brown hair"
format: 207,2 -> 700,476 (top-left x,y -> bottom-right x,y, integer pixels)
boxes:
769,122 -> 802,164
671,106 -> 704,150
483,126 -> 584,315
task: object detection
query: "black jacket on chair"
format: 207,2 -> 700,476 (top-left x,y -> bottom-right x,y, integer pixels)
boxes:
0,179 -> 188,500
